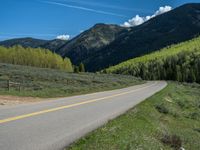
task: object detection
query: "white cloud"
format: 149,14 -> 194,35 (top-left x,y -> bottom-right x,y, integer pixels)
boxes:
154,6 -> 172,16
122,6 -> 172,27
56,34 -> 70,40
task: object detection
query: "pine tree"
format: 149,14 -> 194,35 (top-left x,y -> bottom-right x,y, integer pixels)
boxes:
74,66 -> 80,73
176,65 -> 182,82
79,63 -> 85,72
188,69 -> 196,83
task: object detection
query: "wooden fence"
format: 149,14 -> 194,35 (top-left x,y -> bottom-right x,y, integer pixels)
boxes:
6,80 -> 21,92
0,79 -> 22,92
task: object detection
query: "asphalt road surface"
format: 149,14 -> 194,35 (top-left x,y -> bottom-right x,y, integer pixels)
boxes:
0,81 -> 167,150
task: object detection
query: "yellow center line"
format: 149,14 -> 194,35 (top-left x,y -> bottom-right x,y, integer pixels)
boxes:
0,82 -> 157,124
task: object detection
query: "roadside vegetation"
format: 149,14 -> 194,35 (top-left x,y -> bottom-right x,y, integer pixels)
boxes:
0,63 -> 143,98
0,45 -> 73,72
68,82 -> 200,150
105,36 -> 200,83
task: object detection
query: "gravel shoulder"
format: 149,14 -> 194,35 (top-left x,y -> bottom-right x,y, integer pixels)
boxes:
0,95 -> 43,106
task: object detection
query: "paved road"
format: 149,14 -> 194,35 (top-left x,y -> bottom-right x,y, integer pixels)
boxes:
0,81 -> 167,150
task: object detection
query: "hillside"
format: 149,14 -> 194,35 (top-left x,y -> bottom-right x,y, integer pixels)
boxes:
0,63 -> 142,98
86,3 -> 200,71
57,24 -> 126,65
105,36 -> 200,83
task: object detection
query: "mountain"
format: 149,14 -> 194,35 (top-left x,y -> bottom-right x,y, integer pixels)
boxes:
0,37 -> 48,48
84,3 -> 200,71
1,3 -> 200,71
42,39 -> 68,52
56,24 -> 126,65
0,38 -> 67,52
0,24 -> 126,65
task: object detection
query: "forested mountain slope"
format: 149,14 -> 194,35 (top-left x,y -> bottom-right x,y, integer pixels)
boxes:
86,3 -> 200,71
105,37 -> 200,83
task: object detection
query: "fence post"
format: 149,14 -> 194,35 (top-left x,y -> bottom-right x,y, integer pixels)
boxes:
19,83 -> 21,92
7,80 -> 10,91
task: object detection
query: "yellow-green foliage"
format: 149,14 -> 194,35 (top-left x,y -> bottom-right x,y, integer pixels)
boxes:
105,36 -> 200,83
0,45 -> 73,72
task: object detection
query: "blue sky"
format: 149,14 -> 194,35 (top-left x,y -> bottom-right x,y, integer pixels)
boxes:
0,0 -> 199,41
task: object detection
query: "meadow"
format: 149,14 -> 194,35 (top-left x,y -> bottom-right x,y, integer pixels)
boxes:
0,63 -> 143,98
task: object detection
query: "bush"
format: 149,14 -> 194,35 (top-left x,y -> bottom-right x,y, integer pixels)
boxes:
188,112 -> 200,120
177,100 -> 186,109
155,104 -> 169,114
193,128 -> 200,133
161,134 -> 182,150
170,111 -> 179,118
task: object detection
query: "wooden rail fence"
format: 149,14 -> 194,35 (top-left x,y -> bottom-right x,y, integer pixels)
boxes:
7,80 -> 21,92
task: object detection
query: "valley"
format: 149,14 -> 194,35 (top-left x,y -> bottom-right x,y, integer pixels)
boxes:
0,2 -> 200,150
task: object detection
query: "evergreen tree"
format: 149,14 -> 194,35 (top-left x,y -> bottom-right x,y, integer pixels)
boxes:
188,69 -> 196,83
74,66 -> 80,73
176,65 -> 182,82
79,63 -> 85,72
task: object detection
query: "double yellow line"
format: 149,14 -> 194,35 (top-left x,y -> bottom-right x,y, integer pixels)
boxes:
0,82 -> 157,124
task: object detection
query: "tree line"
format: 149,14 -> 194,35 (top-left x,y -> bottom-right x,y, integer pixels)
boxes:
0,45 -> 74,72
105,37 -> 200,83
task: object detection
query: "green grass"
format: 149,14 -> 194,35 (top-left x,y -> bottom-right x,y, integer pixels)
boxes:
0,63 -> 143,98
68,82 -> 200,150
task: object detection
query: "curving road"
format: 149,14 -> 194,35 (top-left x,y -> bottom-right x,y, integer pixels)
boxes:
0,81 -> 167,150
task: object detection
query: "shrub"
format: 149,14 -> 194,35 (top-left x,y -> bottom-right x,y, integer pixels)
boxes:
193,128 -> 200,133
177,100 -> 186,109
189,112 -> 200,120
161,134 -> 182,150
155,104 -> 169,114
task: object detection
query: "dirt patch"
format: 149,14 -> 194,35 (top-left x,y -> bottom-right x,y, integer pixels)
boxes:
0,95 -> 43,106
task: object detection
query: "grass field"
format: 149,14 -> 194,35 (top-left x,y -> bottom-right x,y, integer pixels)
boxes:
68,82 -> 200,150
0,63 -> 143,98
